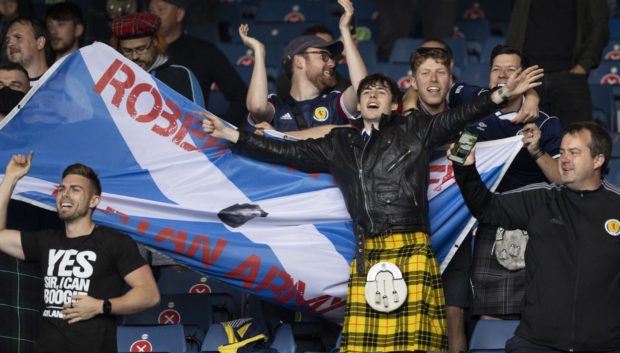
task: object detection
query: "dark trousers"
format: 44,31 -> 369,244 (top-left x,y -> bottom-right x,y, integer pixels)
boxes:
507,335 -> 620,353
537,71 -> 592,128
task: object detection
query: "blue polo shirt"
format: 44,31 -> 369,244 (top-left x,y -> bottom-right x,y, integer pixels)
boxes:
449,83 -> 562,192
248,91 -> 354,132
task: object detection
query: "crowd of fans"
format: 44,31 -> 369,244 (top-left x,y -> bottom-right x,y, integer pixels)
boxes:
0,0 -> 619,353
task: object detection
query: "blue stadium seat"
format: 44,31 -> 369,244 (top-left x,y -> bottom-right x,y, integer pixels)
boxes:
607,158 -> 620,187
255,0 -> 331,24
117,324 -> 186,353
124,294 -> 212,328
371,63 -> 412,91
469,320 -> 519,353
602,40 -> 620,61
590,84 -> 616,131
610,18 -> 620,40
442,37 -> 468,71
237,22 -> 315,46
123,294 -> 214,352
201,322 -> 296,353
157,267 -> 244,321
207,91 -> 229,117
461,63 -> 490,88
612,132 -> 620,157
456,19 -> 492,63
389,38 -> 423,64
480,37 -> 506,63
217,43 -> 256,67
358,40 -> 378,69
457,19 -> 491,43
589,62 -> 620,85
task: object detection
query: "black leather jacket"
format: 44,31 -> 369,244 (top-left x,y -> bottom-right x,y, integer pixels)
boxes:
235,92 -> 501,268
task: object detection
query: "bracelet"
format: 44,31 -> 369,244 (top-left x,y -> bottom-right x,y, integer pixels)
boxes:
531,150 -> 545,161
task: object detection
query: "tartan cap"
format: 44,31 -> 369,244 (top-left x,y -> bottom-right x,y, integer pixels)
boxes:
110,13 -> 161,40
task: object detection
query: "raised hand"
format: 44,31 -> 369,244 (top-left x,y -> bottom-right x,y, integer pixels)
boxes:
198,111 -> 239,143
239,24 -> 265,53
5,151 -> 33,181
338,0 -> 355,31
503,65 -> 544,99
521,123 -> 542,156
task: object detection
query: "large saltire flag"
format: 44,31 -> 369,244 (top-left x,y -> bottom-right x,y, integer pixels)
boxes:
0,43 -> 522,320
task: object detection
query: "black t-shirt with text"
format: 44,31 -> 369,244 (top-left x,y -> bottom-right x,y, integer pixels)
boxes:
21,226 -> 146,353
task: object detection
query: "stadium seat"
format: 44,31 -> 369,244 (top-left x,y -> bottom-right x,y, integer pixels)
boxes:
201,322 -> 296,353
157,267 -> 245,320
480,37 -> 506,63
461,63 -> 490,88
123,293 -> 213,350
389,38 -> 423,64
117,324 -> 186,353
607,158 -> 620,187
236,22 -> 315,46
255,0 -> 331,24
217,43 -> 256,67
371,63 -> 412,91
442,37 -> 468,71
358,40 -> 378,69
590,84 -> 616,131
468,320 -> 519,353
602,40 -> 620,61
610,18 -> 620,40
612,132 -> 620,157
456,19 -> 492,63
589,61 -> 620,86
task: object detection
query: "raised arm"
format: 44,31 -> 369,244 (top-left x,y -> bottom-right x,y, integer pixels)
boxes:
426,65 -> 544,147
522,123 -> 561,183
451,146 -> 545,229
338,0 -> 368,114
0,152 -> 33,261
240,24 -> 275,124
200,111 -> 333,172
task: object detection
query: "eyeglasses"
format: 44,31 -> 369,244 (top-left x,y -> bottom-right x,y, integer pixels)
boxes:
120,39 -> 154,56
302,50 -> 333,63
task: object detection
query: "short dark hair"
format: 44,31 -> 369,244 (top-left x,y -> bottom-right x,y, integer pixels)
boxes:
62,163 -> 102,196
45,1 -> 84,24
302,25 -> 334,38
489,45 -> 528,69
410,47 -> 451,74
357,73 -> 401,104
0,62 -> 29,79
6,17 -> 54,66
563,121 -> 612,176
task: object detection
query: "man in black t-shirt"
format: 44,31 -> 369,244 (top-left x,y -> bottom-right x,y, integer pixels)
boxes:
0,152 -> 160,353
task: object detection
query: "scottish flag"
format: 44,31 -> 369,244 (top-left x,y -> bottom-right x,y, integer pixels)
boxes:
0,43 -> 522,320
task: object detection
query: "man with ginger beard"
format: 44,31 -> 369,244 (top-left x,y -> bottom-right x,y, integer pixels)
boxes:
238,0 -> 366,136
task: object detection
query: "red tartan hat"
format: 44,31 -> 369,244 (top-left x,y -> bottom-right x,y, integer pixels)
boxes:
110,13 -> 161,40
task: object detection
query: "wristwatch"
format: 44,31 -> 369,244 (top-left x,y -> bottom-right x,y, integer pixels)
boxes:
102,299 -> 112,315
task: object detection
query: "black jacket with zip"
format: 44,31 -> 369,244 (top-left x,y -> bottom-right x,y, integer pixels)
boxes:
455,163 -> 620,351
234,91 -> 501,268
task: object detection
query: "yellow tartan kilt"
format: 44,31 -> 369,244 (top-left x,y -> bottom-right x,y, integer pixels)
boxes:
341,232 -> 448,353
